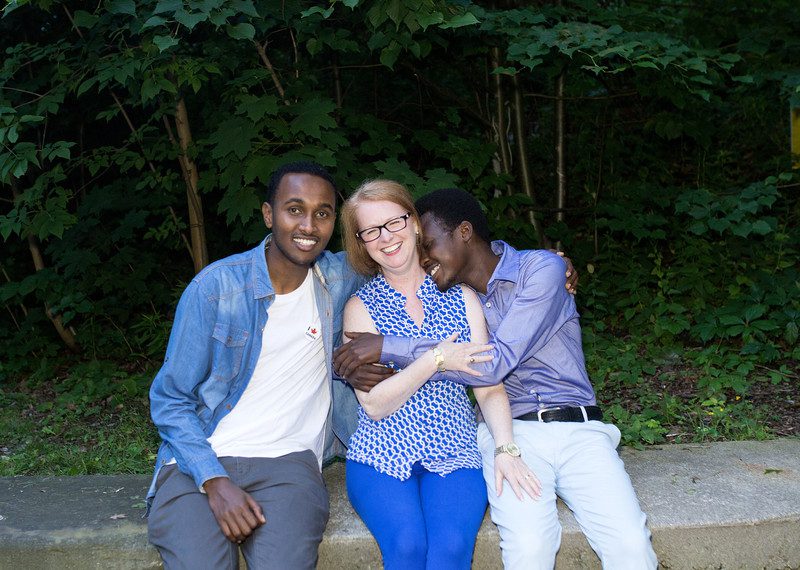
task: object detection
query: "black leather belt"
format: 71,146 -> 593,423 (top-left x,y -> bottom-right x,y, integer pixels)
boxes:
516,405 -> 603,423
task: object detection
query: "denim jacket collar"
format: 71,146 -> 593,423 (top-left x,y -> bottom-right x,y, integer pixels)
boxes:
254,235 -> 329,300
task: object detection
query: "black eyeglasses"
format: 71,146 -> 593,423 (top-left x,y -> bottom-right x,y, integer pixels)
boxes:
356,213 -> 412,243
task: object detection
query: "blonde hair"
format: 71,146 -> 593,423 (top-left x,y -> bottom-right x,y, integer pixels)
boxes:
341,179 -> 420,276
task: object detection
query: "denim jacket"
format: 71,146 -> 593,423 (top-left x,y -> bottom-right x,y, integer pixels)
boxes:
147,236 -> 363,507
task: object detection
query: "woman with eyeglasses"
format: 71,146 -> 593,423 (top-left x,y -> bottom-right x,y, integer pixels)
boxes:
339,179 -> 530,570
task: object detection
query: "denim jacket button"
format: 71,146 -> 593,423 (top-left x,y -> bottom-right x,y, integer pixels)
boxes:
226,404 -> 232,410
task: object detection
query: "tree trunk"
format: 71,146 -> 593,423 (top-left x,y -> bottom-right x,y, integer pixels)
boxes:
511,74 -> 546,245
490,48 -> 513,180
555,69 -> 567,249
174,97 -> 209,273
9,181 -> 81,352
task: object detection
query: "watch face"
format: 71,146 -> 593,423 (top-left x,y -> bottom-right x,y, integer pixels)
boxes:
507,443 -> 521,456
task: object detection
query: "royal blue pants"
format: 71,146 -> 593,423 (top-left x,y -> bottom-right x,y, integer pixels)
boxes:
346,460 -> 488,570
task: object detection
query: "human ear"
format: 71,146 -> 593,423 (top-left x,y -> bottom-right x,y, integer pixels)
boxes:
262,202 -> 273,229
459,221 -> 473,242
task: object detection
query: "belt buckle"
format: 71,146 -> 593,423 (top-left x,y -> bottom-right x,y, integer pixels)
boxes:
537,407 -> 560,422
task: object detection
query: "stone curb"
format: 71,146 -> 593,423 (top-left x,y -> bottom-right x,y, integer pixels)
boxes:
1,439 -> 798,569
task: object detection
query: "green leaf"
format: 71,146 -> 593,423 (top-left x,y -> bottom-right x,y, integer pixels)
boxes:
153,0 -> 182,14
142,15 -> 167,29
209,117 -> 257,159
217,185 -> 260,225
301,6 -> 333,18
73,10 -> 99,28
752,320 -> 778,332
77,77 -> 99,97
417,12 -> 443,29
492,66 -> 518,76
440,12 -> 479,29
744,304 -> 766,322
106,0 -> 136,16
785,322 -> 799,345
731,223 -> 751,238
153,35 -> 179,52
719,315 -> 744,327
244,155 -> 279,185
707,217 -> 730,233
422,168 -> 459,194
226,23 -> 255,40
230,0 -> 259,17
2,1 -> 24,16
236,94 -> 279,122
290,99 -> 337,140
380,42 -> 401,69
12,159 -> 29,178
750,220 -> 772,235
174,9 -> 207,30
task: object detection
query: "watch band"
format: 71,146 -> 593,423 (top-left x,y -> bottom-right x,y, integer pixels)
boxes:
494,442 -> 521,457
431,347 -> 446,372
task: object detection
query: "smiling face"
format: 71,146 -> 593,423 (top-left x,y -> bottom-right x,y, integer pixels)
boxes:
420,212 -> 470,292
355,199 -> 420,277
262,172 -> 336,272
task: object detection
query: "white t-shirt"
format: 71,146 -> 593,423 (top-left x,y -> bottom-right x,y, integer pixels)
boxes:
207,269 -> 330,467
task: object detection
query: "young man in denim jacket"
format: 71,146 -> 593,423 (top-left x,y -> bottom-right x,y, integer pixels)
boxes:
147,162 -> 370,569
335,188 -> 657,570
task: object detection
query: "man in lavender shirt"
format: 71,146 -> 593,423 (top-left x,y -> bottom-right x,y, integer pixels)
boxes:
334,188 -> 657,570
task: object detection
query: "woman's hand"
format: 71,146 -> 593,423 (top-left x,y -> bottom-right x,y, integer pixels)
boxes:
494,454 -> 541,500
435,332 -> 493,376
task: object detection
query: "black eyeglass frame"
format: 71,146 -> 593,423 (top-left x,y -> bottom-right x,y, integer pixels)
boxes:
355,212 -> 412,243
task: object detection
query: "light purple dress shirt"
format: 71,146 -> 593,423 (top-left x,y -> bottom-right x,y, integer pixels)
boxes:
380,240 -> 596,419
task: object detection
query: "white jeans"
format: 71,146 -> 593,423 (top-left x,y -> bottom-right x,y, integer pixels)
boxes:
477,420 -> 657,570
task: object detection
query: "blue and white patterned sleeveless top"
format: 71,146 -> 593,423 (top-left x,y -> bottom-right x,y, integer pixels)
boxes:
346,273 -> 482,480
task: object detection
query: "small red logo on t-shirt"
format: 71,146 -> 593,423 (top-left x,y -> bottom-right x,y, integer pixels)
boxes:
305,325 -> 321,341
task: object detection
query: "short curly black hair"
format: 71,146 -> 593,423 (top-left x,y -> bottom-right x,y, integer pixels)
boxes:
415,188 -> 491,243
265,161 -> 337,205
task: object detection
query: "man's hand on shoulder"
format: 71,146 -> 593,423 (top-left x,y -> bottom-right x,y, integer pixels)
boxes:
203,476 -> 266,543
552,250 -> 579,295
333,332 -> 385,379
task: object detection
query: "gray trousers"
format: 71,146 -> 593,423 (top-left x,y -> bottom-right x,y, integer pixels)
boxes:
148,451 -> 330,570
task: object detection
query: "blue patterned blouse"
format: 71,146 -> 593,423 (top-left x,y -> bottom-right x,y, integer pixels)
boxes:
346,273 -> 482,479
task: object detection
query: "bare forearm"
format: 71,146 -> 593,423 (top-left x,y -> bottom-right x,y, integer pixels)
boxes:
355,351 -> 437,420
474,384 -> 514,445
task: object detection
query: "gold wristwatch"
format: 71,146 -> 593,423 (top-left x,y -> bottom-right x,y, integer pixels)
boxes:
431,347 -> 446,372
494,442 -> 522,457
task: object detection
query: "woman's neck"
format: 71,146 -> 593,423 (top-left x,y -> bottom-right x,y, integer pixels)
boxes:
383,265 -> 426,297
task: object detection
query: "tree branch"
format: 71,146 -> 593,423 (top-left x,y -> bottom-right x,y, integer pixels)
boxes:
253,40 -> 289,104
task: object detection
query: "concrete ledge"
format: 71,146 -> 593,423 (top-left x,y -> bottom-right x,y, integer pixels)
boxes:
1,439 -> 799,569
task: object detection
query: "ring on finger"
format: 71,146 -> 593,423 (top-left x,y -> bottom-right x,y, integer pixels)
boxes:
469,357 -> 475,363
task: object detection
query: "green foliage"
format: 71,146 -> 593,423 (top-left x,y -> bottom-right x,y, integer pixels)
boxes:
676,180 -> 779,238
580,167 -> 798,445
0,387 -> 158,476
